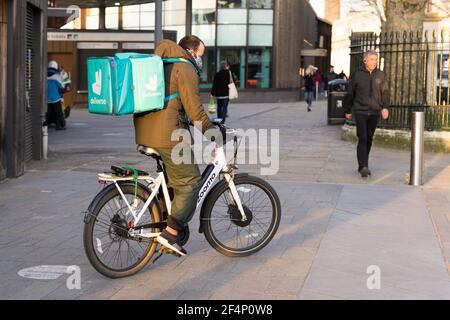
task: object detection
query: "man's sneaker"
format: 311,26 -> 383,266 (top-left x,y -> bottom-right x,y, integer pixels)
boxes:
360,167 -> 370,178
307,106 -> 311,112
156,229 -> 187,256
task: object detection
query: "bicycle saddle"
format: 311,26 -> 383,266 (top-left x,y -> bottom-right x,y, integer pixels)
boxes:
137,145 -> 161,159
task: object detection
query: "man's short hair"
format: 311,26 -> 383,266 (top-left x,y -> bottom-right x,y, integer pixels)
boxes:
363,50 -> 378,60
178,35 -> 205,51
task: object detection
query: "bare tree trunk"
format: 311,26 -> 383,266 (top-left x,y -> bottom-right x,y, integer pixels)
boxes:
382,0 -> 427,33
381,0 -> 428,107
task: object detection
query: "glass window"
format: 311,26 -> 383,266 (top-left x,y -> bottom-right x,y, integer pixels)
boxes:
247,48 -> 271,88
193,0 -> 216,9
217,9 -> 247,24
218,0 -> 247,8
249,0 -> 273,9
192,9 -> 216,25
163,0 -> 186,11
218,48 -> 246,89
123,5 -> 140,13
249,9 -> 273,24
249,25 -> 273,46
141,9 -> 155,28
140,3 -> 155,11
192,25 -> 216,47
122,11 -> 140,30
217,25 -> 247,46
163,10 -> 185,26
199,48 -> 216,88
105,7 -> 119,30
86,8 -> 99,30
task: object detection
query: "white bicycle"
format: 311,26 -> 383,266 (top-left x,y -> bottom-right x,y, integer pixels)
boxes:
83,122 -> 281,278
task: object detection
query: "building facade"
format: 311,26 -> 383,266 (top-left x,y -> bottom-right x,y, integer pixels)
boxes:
0,0 -> 47,180
49,0 -> 331,103
0,0 -> 330,181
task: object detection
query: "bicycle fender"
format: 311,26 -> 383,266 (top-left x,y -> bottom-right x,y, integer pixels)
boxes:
198,173 -> 249,234
83,181 -> 150,224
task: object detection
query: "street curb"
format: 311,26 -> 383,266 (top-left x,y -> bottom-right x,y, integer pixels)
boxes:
341,124 -> 450,153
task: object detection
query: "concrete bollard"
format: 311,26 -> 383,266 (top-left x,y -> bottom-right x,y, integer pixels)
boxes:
42,125 -> 48,160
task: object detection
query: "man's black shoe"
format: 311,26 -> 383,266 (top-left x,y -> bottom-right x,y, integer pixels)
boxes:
156,229 -> 187,256
360,167 -> 370,178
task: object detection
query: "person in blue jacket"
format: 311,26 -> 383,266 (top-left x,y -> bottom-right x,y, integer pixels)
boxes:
45,60 -> 66,130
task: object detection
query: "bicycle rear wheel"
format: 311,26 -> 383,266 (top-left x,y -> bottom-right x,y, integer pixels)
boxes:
83,183 -> 161,278
202,175 -> 281,257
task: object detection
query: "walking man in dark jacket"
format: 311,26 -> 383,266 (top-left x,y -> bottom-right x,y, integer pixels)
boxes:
344,50 -> 390,178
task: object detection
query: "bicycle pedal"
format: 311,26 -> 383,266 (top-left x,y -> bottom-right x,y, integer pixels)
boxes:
161,246 -> 182,257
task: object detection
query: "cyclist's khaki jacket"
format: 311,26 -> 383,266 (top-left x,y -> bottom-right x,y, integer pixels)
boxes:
133,40 -> 215,149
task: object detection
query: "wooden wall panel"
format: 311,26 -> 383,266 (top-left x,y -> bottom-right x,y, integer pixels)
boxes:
274,0 -> 321,89
0,0 -> 7,180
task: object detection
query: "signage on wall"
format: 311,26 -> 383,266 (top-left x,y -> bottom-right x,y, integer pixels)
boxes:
48,32 -> 155,42
122,43 -> 155,50
77,42 -> 118,50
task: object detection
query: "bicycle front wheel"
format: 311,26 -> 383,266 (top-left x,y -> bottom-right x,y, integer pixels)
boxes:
83,183 -> 161,278
202,175 -> 281,257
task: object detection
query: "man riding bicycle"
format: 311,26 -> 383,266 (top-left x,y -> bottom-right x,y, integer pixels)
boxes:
134,35 -> 219,257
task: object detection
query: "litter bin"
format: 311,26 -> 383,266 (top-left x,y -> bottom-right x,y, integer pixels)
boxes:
327,79 -> 348,125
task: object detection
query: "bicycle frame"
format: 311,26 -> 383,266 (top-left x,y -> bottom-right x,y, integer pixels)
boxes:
98,144 -> 246,239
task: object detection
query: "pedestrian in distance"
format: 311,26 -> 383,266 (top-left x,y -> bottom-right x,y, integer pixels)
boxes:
211,60 -> 237,123
45,60 -> 68,130
303,65 -> 315,112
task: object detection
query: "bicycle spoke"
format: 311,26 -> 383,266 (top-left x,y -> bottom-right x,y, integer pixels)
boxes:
208,182 -> 276,252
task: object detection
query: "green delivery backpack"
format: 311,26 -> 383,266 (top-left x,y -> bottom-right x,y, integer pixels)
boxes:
87,53 -> 197,116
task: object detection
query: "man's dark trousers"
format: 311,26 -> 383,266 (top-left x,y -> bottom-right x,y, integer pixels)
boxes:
46,101 -> 65,129
355,112 -> 378,170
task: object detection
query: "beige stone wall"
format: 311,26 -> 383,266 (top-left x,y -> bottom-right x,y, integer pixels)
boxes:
324,0 -> 341,22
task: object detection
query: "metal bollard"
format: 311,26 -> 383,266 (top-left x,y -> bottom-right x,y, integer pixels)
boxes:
42,125 -> 48,160
410,111 -> 425,186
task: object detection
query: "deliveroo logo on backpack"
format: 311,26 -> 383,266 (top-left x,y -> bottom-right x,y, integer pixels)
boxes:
90,69 -> 107,105
144,75 -> 162,98
146,75 -> 158,92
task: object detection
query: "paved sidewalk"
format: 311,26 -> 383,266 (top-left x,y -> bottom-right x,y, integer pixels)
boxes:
0,101 -> 449,299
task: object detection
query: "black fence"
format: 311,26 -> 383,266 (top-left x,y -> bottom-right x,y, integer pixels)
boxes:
350,30 -> 450,131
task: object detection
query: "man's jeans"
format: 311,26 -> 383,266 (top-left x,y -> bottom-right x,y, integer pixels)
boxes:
154,147 -> 202,231
217,98 -> 230,122
304,91 -> 314,106
355,112 -> 379,169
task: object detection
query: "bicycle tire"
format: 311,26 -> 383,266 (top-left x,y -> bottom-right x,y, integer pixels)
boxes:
202,175 -> 281,257
83,183 -> 161,278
